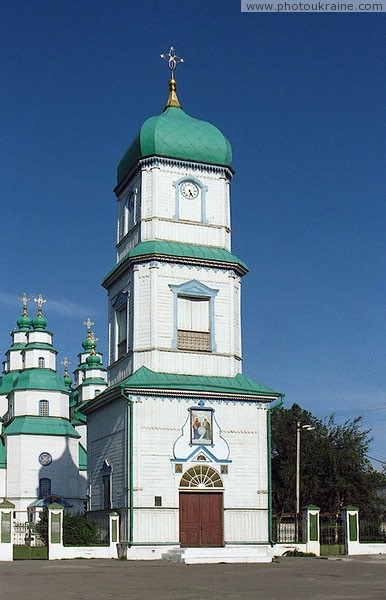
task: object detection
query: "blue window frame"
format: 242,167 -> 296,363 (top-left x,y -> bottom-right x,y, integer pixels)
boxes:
169,280 -> 218,352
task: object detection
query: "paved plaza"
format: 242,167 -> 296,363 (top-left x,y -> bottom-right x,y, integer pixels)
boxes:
1,555 -> 386,599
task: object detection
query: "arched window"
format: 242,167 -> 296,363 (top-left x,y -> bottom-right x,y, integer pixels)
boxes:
38,357 -> 45,368
180,466 -> 223,489
94,389 -> 100,397
101,460 -> 112,510
39,478 -> 51,499
39,400 -> 49,417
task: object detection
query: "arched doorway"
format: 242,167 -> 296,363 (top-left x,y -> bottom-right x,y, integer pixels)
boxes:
179,466 -> 224,547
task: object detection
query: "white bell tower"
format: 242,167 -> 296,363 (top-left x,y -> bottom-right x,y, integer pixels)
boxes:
103,49 -> 248,387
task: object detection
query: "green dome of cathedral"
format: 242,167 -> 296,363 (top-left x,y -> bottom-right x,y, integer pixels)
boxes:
32,315 -> 48,330
82,337 -> 95,352
117,80 -> 232,184
17,315 -> 32,331
86,353 -> 101,367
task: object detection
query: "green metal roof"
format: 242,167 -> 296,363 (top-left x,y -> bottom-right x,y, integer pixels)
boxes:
12,368 -> 68,393
0,371 -> 20,396
81,377 -> 107,386
23,342 -> 57,352
7,343 -> 26,351
3,416 -> 80,438
102,240 -> 248,286
0,437 -> 6,468
78,443 -> 87,471
118,366 -> 281,397
71,406 -> 87,426
117,106 -> 232,184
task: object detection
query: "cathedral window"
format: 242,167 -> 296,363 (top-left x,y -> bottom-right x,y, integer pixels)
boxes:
117,305 -> 127,360
101,460 -> 112,510
103,475 -> 111,510
112,292 -> 129,361
170,280 -> 218,352
124,189 -> 137,235
39,478 -> 51,499
38,357 -> 45,368
39,400 -> 49,416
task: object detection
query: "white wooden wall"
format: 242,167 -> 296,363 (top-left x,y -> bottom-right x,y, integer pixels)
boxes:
87,392 -> 270,544
108,261 -> 242,383
6,435 -> 83,512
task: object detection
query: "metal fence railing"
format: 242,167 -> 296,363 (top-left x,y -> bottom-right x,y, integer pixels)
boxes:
272,513 -> 303,543
359,514 -> 386,543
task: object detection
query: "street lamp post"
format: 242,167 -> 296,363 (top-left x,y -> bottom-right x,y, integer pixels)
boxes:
295,420 -> 315,541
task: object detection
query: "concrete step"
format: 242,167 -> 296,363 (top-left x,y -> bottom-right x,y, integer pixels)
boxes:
162,545 -> 273,564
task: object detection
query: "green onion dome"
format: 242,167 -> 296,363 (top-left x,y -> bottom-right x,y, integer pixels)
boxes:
32,315 -> 48,330
86,353 -> 101,367
17,315 -> 32,331
117,84 -> 232,184
82,337 -> 95,352
63,373 -> 73,389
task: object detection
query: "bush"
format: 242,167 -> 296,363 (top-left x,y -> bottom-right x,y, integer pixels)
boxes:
63,513 -> 100,546
36,508 -> 48,544
283,549 -> 316,557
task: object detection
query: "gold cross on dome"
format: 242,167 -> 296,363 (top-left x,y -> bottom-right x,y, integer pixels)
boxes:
61,356 -> 71,375
160,47 -> 184,78
34,294 -> 46,316
18,292 -> 31,316
83,317 -> 95,338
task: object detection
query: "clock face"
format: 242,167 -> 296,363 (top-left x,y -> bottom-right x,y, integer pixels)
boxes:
38,452 -> 52,466
180,181 -> 199,199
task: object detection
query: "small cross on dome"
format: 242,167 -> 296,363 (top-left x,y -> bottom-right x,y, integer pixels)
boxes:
83,317 -> 95,338
61,356 -> 71,376
34,294 -> 46,316
18,292 -> 31,316
160,46 -> 184,79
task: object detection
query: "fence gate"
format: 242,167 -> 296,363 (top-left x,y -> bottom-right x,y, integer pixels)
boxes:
320,513 -> 345,556
13,511 -> 48,560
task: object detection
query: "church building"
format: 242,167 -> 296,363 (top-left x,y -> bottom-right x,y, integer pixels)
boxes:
0,296 -> 107,516
82,49 -> 283,561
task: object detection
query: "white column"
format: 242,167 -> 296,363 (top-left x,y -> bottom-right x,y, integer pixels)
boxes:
0,500 -> 15,561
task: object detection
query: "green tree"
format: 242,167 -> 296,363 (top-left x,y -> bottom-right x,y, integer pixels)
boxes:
271,403 -> 386,514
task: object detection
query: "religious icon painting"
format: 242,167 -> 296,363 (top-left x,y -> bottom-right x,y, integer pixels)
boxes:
190,409 -> 213,445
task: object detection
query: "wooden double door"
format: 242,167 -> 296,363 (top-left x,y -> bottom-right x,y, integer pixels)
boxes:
179,492 -> 223,547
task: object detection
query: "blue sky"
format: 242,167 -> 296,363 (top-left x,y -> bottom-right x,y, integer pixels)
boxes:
1,2 -> 384,464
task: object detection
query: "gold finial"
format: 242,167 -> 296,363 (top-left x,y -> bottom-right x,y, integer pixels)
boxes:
160,46 -> 184,110
18,292 -> 31,317
90,333 -> 98,356
34,294 -> 46,317
61,356 -> 71,377
83,317 -> 95,339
